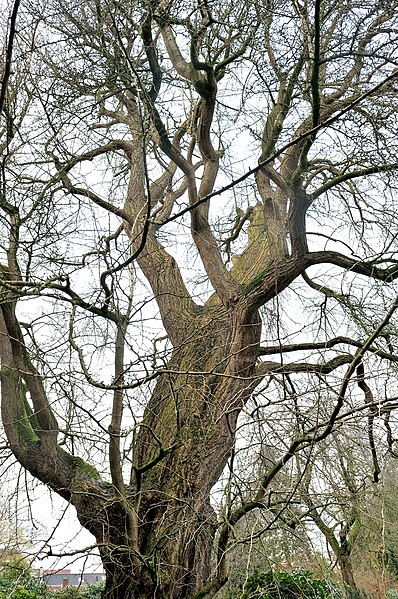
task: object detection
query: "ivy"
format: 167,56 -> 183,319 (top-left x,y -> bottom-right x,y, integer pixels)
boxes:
0,563 -> 49,599
240,569 -> 344,599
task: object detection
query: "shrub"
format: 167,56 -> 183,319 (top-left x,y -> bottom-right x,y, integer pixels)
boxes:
240,569 -> 344,599
0,563 -> 49,599
52,582 -> 104,599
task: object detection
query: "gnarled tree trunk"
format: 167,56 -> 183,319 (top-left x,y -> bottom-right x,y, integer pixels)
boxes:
2,1 -> 397,597
131,305 -> 261,597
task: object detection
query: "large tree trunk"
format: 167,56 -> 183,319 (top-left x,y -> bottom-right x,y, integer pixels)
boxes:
129,304 -> 260,597
49,302 -> 261,599
0,183 -> 303,599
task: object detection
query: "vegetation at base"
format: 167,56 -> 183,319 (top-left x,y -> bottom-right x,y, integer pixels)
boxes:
239,569 -> 344,599
0,561 -> 48,599
0,561 -> 104,599
345,590 -> 371,599
51,582 -> 104,599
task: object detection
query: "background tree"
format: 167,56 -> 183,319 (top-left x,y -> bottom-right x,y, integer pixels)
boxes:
298,434 -> 369,594
1,1 -> 398,598
348,460 -> 398,597
0,497 -> 45,599
214,364 -> 398,597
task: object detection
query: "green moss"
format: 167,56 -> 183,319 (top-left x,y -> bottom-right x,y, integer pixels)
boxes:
70,455 -> 101,480
194,79 -> 211,100
16,413 -> 40,444
241,261 -> 274,296
347,516 -> 361,550
22,389 -> 42,438
12,379 -> 40,444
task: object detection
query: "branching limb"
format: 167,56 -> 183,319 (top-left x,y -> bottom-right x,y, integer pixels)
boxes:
109,318 -> 128,493
312,162 -> 398,200
356,362 -> 380,482
158,69 -> 398,233
306,250 -> 398,282
0,0 -> 21,114
258,336 -> 398,362
255,355 -> 353,378
216,296 -> 398,569
0,300 -> 59,445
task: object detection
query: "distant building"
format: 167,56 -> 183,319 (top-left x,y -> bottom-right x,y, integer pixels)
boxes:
39,569 -> 105,591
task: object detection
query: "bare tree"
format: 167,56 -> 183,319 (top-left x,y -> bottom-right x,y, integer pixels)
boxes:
220,360 -> 397,595
297,435 -> 365,593
1,0 -> 398,597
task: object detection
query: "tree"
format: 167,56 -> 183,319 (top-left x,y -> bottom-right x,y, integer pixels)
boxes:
298,435 -> 367,593
1,1 -> 398,598
348,460 -> 398,597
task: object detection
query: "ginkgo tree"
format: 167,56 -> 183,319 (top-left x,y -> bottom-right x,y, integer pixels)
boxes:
1,0 -> 398,597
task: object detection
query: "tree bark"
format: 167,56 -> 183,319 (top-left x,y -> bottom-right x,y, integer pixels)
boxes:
129,303 -> 261,597
339,526 -> 358,597
339,552 -> 358,596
